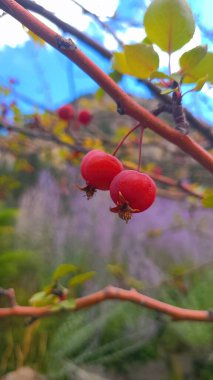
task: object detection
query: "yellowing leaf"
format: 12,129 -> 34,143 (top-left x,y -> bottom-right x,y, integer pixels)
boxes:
144,0 -> 195,53
125,43 -> 159,79
112,51 -> 133,76
191,75 -> 208,92
60,134 -> 74,145
202,189 -> 213,208
122,160 -> 137,170
179,45 -> 208,72
25,28 -> 46,46
83,137 -> 103,150
183,52 -> 213,84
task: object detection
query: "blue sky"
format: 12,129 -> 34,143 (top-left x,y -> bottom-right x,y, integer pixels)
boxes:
0,0 -> 212,124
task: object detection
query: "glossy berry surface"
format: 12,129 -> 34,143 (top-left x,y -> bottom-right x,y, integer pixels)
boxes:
77,109 -> 92,125
57,104 -> 75,121
110,170 -> 156,222
80,149 -> 123,191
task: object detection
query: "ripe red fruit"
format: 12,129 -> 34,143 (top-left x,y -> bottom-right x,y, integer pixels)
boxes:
110,170 -> 156,222
80,149 -> 123,198
57,104 -> 75,121
77,109 -> 92,125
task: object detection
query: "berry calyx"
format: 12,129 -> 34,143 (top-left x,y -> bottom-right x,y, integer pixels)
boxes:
80,149 -> 123,196
77,109 -> 92,125
110,170 -> 156,222
57,104 -> 75,121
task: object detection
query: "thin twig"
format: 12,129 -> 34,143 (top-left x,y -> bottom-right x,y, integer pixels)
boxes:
0,286 -> 213,322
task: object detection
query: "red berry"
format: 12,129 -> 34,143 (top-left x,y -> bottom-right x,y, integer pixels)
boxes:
110,170 -> 156,222
77,109 -> 92,125
57,104 -> 75,121
80,149 -> 123,196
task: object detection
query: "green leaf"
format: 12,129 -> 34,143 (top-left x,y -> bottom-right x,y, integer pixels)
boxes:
183,52 -> 213,84
68,272 -> 96,287
124,43 -> 159,79
59,299 -> 76,310
112,51 -> 133,76
202,190 -> 213,208
161,87 -> 178,94
169,73 -> 183,83
179,45 -> 208,72
107,264 -> 125,277
52,264 -> 78,281
144,0 -> 195,53
142,36 -> 153,45
191,75 -> 208,92
50,299 -> 76,311
150,71 -> 171,80
29,291 -> 57,307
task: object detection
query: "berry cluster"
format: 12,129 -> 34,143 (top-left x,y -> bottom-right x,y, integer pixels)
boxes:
80,149 -> 156,222
57,104 -> 92,125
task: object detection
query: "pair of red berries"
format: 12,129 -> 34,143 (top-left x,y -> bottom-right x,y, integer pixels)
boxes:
57,104 -> 92,125
80,149 -> 156,222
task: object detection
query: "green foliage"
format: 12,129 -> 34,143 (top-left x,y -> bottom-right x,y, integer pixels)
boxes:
68,271 -> 96,287
0,208 -> 17,226
179,45 -> 208,72
112,43 -> 159,79
124,43 -> 159,79
112,51 -> 133,76
182,52 -> 213,84
52,263 -> 78,281
161,269 -> 213,348
47,305 -> 158,379
29,291 -> 58,307
0,250 -> 42,290
144,0 -> 195,53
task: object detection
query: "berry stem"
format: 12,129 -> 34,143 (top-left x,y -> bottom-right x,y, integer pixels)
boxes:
112,123 -> 142,156
137,125 -> 145,172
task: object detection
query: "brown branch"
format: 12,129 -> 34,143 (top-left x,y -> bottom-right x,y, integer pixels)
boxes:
0,0 -> 212,173
15,0 -> 112,59
15,0 -> 213,146
0,286 -> 213,322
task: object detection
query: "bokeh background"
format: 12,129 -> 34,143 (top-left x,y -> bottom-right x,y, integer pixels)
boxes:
0,0 -> 213,379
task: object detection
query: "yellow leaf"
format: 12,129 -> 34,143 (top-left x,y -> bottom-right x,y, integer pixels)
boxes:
122,160 -> 137,170
24,27 -> 46,46
60,134 -> 74,145
83,137 -> 103,150
112,52 -> 133,76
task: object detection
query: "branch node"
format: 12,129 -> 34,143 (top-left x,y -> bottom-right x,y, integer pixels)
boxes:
117,102 -> 125,115
208,309 -> 213,320
55,35 -> 77,51
0,287 -> 17,307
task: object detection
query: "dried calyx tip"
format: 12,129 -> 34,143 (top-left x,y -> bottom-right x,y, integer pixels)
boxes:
77,184 -> 96,199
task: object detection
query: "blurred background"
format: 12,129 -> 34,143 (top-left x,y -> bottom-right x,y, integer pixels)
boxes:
0,0 -> 213,379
